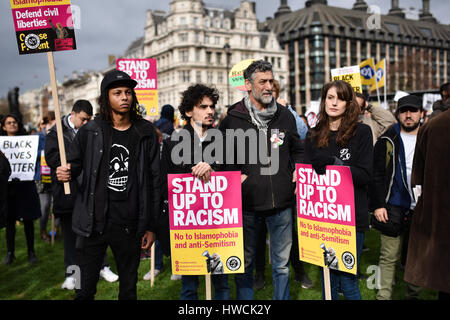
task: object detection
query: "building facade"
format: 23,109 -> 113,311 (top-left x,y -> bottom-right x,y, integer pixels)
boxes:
143,0 -> 289,115
269,0 -> 450,112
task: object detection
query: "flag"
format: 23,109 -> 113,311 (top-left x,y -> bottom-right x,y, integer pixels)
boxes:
359,58 -> 376,86
370,59 -> 386,92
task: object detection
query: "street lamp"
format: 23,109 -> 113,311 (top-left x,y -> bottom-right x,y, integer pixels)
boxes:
223,43 -> 231,107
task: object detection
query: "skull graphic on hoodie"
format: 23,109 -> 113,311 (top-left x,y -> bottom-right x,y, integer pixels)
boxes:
108,143 -> 129,193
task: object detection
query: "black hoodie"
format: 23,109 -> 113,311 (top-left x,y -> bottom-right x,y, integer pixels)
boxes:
219,98 -> 304,213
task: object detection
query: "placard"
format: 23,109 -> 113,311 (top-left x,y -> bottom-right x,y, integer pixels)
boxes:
10,0 -> 77,54
0,135 -> 39,181
168,172 -> 244,276
296,164 -> 357,275
117,59 -> 158,117
331,65 -> 362,93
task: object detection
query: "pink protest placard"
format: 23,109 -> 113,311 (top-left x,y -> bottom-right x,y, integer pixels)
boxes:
117,59 -> 159,116
296,164 -> 358,274
10,0 -> 76,54
168,172 -> 244,275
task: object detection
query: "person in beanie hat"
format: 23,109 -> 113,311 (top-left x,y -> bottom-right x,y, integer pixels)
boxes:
56,69 -> 161,300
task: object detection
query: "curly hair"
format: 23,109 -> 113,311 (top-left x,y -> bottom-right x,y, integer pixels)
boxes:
97,86 -> 142,123
310,80 -> 360,148
179,84 -> 219,121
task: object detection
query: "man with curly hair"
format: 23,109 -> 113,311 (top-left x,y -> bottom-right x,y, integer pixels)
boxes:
160,84 -> 230,300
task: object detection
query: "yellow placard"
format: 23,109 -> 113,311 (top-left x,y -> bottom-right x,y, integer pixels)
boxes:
170,228 -> 245,275
137,90 -> 158,117
331,65 -> 362,93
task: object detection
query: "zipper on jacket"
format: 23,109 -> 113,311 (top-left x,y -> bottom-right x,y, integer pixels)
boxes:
263,128 -> 276,208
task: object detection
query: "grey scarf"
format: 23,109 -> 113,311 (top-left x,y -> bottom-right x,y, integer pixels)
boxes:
244,95 -> 277,131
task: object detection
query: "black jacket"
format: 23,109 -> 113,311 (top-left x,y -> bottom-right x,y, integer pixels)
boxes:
219,99 -> 304,213
370,123 -> 413,212
68,117 -> 161,238
0,150 -> 11,229
157,123 -> 224,255
44,115 -> 79,216
303,123 -> 373,232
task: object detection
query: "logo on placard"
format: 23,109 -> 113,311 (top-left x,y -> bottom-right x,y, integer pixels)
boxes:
24,34 -> 40,49
226,256 -> 241,271
342,251 -> 355,270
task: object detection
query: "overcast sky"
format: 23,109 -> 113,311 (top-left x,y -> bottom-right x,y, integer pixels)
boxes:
1,0 -> 448,98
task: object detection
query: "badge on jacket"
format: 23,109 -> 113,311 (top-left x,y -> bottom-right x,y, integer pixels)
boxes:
270,129 -> 285,149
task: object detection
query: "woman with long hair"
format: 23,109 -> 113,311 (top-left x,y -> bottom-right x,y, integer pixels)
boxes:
304,81 -> 373,300
1,114 -> 41,265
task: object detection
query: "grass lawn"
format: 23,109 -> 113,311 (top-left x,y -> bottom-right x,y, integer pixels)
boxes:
0,221 -> 438,300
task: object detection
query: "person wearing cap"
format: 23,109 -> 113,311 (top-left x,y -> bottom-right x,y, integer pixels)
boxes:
56,70 -> 161,300
370,94 -> 423,300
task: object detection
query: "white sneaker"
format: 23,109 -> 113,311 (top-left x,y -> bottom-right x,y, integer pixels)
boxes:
99,266 -> 119,283
143,269 -> 161,281
170,274 -> 182,281
61,277 -> 76,290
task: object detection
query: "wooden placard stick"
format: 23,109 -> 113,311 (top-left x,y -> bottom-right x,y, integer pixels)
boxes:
47,52 -> 70,194
205,274 -> 212,300
323,266 -> 332,300
150,243 -> 155,287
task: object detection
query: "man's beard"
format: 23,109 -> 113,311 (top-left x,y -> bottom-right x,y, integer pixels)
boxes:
400,120 -> 420,132
252,90 -> 274,106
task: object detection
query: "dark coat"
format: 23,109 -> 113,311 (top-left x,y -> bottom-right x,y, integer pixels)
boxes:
218,99 -> 304,213
370,123 -> 414,212
0,150 -> 11,229
68,117 -> 161,238
157,123 -> 224,255
303,123 -> 373,232
6,180 -> 41,222
404,110 -> 450,293
44,115 -> 79,216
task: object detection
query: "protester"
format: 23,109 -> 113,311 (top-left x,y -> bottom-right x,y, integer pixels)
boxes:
159,84 -> 230,299
355,92 -> 396,145
404,102 -> 450,300
219,60 -> 304,300
36,113 -> 56,242
252,79 -> 313,290
56,70 -> 160,300
155,104 -> 175,137
303,80 -> 373,300
0,150 -> 11,230
46,100 -> 118,289
429,82 -> 450,119
370,95 -> 423,300
1,114 -> 41,265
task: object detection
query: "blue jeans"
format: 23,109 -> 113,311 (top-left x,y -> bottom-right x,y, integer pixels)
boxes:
180,275 -> 230,300
321,231 -> 365,300
154,240 -> 163,270
235,208 -> 293,300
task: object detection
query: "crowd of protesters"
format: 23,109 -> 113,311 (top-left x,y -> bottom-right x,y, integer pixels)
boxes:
0,62 -> 449,301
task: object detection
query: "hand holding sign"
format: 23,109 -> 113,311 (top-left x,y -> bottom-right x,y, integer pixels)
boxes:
56,163 -> 71,183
